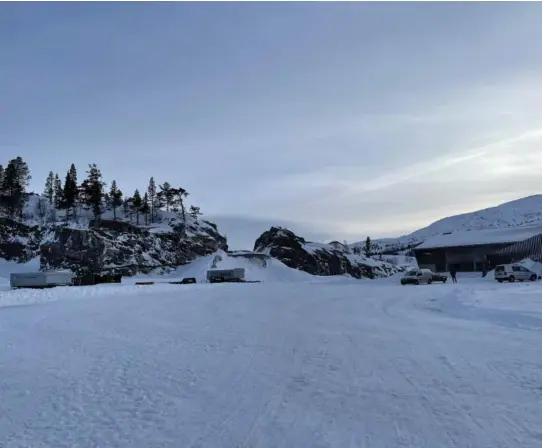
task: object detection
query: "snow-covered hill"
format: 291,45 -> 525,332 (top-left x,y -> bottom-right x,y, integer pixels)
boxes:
0,193 -> 227,276
354,195 -> 542,253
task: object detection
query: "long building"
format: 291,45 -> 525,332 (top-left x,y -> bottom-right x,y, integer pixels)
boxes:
413,224 -> 542,272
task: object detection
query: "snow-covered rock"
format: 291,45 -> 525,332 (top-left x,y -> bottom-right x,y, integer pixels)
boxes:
0,195 -> 228,276
254,227 -> 404,279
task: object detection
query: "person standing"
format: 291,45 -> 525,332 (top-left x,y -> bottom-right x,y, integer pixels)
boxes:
449,267 -> 457,283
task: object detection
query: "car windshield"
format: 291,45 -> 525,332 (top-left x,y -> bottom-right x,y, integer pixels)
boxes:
496,266 -> 504,272
406,270 -> 418,276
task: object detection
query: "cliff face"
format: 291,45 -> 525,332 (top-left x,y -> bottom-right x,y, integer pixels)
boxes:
1,216 -> 227,276
254,227 -> 403,279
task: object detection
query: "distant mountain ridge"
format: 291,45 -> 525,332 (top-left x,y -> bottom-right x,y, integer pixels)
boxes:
354,195 -> 542,253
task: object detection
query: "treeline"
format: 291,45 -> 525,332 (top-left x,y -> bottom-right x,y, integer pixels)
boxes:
0,156 -> 203,227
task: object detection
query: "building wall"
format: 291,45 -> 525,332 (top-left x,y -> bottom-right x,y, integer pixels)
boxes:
414,243 -> 513,272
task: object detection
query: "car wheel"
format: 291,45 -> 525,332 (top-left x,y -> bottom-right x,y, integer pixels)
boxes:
530,274 -> 537,281
443,278 -> 447,283
497,279 -> 503,283
414,280 -> 419,285
427,279 -> 432,285
401,281 -> 406,285
508,275 -> 515,282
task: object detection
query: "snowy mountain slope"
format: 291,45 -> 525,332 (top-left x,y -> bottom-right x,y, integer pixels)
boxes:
354,194 -> 542,253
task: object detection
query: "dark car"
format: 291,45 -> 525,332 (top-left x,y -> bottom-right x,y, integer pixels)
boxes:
431,272 -> 448,283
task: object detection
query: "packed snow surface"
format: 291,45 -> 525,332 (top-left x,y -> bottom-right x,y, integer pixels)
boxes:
1,275 -> 542,447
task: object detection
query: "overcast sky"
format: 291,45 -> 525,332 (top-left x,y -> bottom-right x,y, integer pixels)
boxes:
2,3 -> 542,249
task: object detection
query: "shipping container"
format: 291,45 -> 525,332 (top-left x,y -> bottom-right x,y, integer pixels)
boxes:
10,270 -> 74,288
206,268 -> 245,283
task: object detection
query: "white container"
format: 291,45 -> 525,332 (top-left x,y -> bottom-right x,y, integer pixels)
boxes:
10,270 -> 74,288
206,268 -> 245,282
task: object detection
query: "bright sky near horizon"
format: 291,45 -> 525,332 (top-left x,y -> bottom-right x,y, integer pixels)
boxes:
2,2 -> 542,249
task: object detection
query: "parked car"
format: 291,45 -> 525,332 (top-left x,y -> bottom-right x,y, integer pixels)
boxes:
401,269 -> 447,285
494,264 -> 539,283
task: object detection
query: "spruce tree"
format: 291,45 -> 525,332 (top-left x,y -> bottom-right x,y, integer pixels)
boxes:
1,157 -> 31,217
109,180 -> 123,220
68,164 -> 79,220
141,192 -> 150,226
44,171 -> 54,205
123,196 -> 130,219
132,189 -> 142,225
62,168 -> 78,221
53,173 -> 63,210
1,162 -> 18,216
364,236 -> 372,257
147,177 -> 156,223
83,164 -> 105,220
0,164 -> 4,196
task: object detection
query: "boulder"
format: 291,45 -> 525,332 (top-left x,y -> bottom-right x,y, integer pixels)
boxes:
254,226 -> 403,279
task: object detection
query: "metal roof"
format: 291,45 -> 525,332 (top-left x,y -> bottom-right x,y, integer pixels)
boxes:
415,224 -> 542,250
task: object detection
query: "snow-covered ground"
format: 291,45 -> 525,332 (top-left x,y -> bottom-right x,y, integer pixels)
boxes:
1,276 -> 541,447
124,251 -> 364,285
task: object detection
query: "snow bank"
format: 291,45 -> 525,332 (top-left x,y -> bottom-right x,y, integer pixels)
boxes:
126,251 -> 315,284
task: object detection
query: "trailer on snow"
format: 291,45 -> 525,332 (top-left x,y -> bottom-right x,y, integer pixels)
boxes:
10,270 -> 74,289
206,268 -> 245,283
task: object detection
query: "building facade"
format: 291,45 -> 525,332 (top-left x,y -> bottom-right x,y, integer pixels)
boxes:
413,225 -> 542,272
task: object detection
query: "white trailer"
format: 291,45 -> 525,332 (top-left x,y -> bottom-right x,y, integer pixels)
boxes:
10,270 -> 74,289
206,268 -> 245,283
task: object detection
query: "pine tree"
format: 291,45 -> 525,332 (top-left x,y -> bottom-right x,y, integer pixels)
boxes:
82,164 -> 105,220
364,236 -> 372,257
147,177 -> 157,223
53,173 -> 63,209
44,171 -> 54,205
132,189 -> 142,225
123,196 -> 131,219
0,164 -> 4,196
158,182 -> 174,212
140,192 -> 150,226
68,164 -> 79,221
174,187 -> 189,224
62,165 -> 78,221
1,157 -> 31,217
0,162 -> 17,215
189,205 -> 202,220
109,180 -> 123,220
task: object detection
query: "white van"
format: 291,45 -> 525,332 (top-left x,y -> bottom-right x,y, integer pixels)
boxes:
494,264 -> 538,283
401,268 -> 447,285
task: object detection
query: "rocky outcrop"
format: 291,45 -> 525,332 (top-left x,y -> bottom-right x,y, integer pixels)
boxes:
254,227 -> 403,279
1,216 -> 227,276
0,217 -> 41,262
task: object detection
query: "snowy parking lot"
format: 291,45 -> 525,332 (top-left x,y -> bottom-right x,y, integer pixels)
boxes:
1,278 -> 542,447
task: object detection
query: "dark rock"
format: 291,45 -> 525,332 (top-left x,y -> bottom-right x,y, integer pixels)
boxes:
0,217 -> 41,262
0,215 -> 227,276
254,227 -> 403,279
